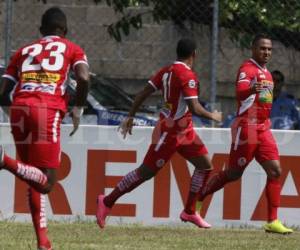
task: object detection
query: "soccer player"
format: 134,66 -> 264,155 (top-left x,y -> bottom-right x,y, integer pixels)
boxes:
198,34 -> 293,234
0,7 -> 89,250
96,38 -> 222,229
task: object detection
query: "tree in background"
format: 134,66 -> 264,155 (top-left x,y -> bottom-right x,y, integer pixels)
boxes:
36,0 -> 300,49
92,0 -> 300,50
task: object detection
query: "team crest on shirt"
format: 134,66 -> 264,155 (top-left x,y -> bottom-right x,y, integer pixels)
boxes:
238,72 -> 246,80
237,157 -> 247,167
188,79 -> 196,88
156,159 -> 165,168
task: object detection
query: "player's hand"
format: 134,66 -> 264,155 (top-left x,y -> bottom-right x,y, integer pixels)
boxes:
212,110 -> 222,123
118,117 -> 134,139
69,115 -> 80,136
69,106 -> 83,136
251,81 -> 264,93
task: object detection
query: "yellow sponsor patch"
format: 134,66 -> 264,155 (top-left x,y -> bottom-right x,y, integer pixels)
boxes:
164,102 -> 173,110
258,80 -> 273,103
261,79 -> 273,86
21,72 -> 60,83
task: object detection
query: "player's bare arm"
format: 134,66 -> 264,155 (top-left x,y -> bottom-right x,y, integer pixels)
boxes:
74,63 -> 90,106
186,98 -> 222,122
119,84 -> 155,138
0,78 -> 15,114
69,63 -> 90,136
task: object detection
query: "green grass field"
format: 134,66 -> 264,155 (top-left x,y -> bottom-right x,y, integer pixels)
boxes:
0,221 -> 299,250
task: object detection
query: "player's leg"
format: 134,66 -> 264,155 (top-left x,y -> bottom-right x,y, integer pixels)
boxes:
184,155 -> 212,214
28,107 -> 61,249
96,162 -> 156,228
4,106 -> 61,249
199,125 -> 256,201
102,163 -> 155,209
256,129 -> 293,234
27,169 -> 55,250
29,106 -> 63,250
2,122 -> 54,250
0,128 -> 53,249
4,146 -> 56,250
8,136 -> 57,195
1,106 -> 49,191
199,165 -> 244,201
28,187 -> 52,250
180,154 -> 212,228
171,125 -> 211,228
97,123 -> 177,229
261,160 -> 281,221
1,106 -> 60,193
1,151 -> 54,193
102,124 -> 176,208
175,127 -> 210,222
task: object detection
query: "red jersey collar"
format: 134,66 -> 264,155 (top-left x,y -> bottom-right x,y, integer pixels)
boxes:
249,58 -> 268,72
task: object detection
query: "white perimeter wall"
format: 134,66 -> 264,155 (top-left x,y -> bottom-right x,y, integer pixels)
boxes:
0,124 -> 299,228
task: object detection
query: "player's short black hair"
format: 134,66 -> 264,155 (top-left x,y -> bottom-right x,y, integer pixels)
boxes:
40,7 -> 67,35
272,70 -> 285,83
252,33 -> 271,47
176,38 -> 197,59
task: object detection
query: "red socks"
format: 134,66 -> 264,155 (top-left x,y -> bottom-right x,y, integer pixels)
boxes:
184,169 -> 210,214
3,154 -> 48,188
28,187 -> 51,249
199,170 -> 229,201
104,169 -> 145,208
266,178 -> 281,222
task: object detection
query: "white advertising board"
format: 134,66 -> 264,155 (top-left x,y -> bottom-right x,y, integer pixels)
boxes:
0,124 -> 299,227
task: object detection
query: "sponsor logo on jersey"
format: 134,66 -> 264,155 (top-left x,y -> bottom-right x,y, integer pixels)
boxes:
21,72 -> 60,83
188,79 -> 196,88
156,159 -> 165,168
164,102 -> 172,110
20,82 -> 56,94
237,157 -> 247,167
238,72 -> 246,81
258,80 -> 273,103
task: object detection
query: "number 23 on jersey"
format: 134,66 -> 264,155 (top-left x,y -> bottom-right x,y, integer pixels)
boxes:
21,41 -> 66,72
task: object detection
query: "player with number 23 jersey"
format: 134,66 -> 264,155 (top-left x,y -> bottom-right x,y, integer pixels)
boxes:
4,35 -> 88,112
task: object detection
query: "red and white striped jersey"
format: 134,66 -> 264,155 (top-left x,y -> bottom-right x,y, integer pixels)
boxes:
149,61 -> 199,121
3,35 -> 88,112
235,58 -> 273,126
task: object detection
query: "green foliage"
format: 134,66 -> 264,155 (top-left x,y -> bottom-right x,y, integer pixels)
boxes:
94,0 -> 213,41
220,0 -> 300,49
95,0 -> 300,50
28,0 -> 300,48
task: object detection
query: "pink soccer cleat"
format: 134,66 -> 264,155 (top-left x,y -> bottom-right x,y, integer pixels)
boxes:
96,194 -> 111,229
180,210 -> 211,228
